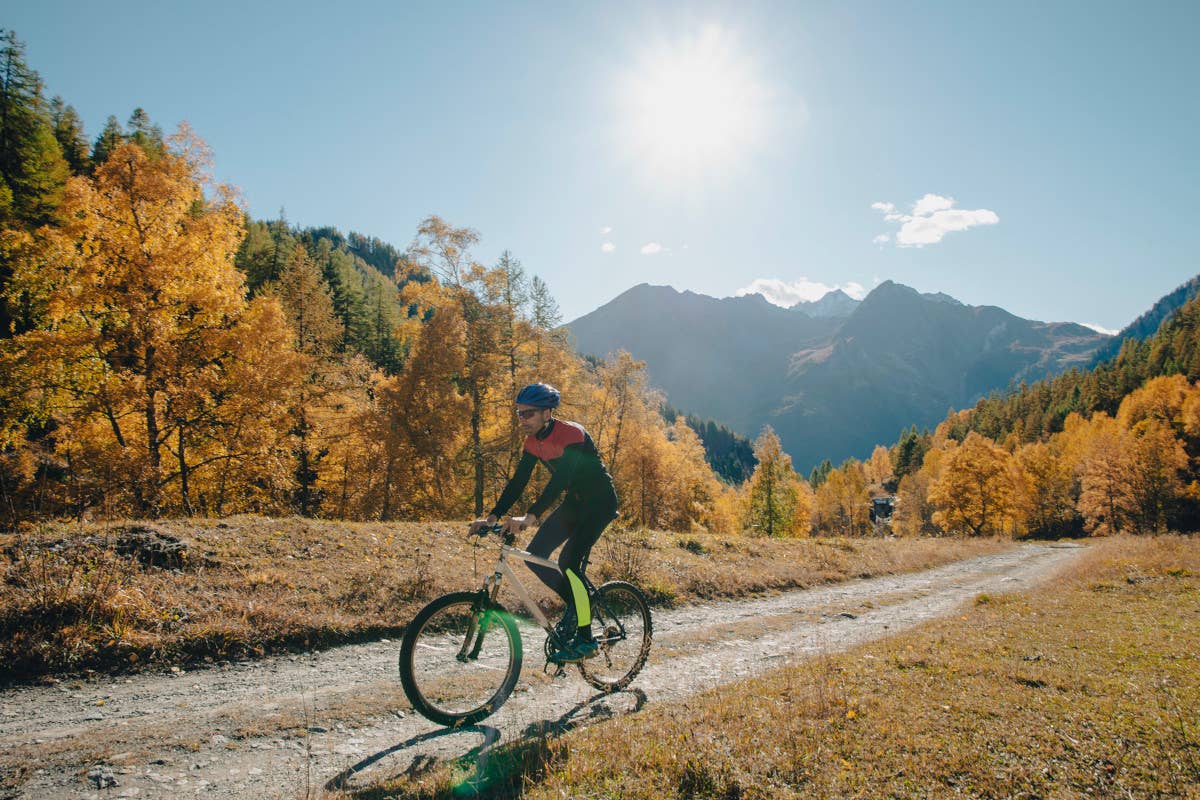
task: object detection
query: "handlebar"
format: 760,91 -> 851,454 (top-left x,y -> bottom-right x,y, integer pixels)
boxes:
471,523 -> 515,544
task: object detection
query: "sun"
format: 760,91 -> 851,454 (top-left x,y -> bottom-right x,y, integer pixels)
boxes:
616,25 -> 770,183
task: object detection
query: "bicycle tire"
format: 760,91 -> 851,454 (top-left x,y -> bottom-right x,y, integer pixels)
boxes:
578,581 -> 652,692
398,591 -> 522,726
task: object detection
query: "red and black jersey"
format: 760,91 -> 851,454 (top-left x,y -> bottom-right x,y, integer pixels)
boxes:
490,419 -> 618,519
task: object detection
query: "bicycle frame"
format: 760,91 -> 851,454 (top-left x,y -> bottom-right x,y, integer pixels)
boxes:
480,542 -> 565,631
477,535 -> 624,645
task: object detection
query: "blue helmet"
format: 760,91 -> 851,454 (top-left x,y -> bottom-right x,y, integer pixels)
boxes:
515,383 -> 561,408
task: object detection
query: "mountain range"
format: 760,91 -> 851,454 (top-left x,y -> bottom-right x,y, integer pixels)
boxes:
567,281 -> 1114,471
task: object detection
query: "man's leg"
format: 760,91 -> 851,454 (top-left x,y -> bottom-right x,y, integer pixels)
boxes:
557,510 -> 614,642
524,506 -> 572,608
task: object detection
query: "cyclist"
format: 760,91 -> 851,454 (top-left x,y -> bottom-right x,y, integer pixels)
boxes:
470,382 -> 619,663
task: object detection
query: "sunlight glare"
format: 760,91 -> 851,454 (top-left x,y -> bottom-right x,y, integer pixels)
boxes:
617,25 -> 770,184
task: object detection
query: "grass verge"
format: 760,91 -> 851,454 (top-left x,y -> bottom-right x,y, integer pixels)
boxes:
0,518 -> 1007,684
357,535 -> 1200,799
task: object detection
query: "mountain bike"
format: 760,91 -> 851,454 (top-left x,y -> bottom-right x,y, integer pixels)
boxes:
398,524 -> 653,727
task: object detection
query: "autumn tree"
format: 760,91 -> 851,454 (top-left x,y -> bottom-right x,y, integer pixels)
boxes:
1125,419 -> 1188,533
2,128 -> 302,515
588,351 -> 654,479
866,444 -> 893,487
529,274 -> 567,365
1012,439 -> 1079,538
1077,413 -> 1136,536
274,246 -> 344,515
891,442 -> 951,536
406,215 -> 505,515
812,461 -> 870,536
745,427 -> 804,537
929,432 -> 1016,536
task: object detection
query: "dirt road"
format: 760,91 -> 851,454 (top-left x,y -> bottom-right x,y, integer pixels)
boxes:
0,542 -> 1085,799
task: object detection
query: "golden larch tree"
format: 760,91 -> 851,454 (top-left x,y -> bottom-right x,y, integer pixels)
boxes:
3,128 -> 301,515
929,432 -> 1016,536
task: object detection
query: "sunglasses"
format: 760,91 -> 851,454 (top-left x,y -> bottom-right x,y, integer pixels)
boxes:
516,408 -> 545,420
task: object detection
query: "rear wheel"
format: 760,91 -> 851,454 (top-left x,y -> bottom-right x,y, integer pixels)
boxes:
578,581 -> 652,692
398,591 -> 522,726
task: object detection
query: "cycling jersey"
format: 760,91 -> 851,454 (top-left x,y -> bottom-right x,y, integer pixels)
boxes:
489,419 -> 618,520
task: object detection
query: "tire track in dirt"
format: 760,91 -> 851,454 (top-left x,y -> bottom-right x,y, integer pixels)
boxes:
0,542 -> 1085,799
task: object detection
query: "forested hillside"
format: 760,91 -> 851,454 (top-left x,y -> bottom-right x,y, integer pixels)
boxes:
804,287 -> 1200,540
1086,274 -> 1200,367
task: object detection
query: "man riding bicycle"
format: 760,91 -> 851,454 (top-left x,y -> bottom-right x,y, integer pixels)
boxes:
470,383 -> 619,663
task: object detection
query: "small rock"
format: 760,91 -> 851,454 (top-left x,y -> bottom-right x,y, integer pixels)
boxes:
87,765 -> 118,789
839,612 -> 858,620
209,734 -> 228,745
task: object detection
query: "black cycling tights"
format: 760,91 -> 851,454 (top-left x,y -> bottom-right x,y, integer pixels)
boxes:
524,504 -> 614,628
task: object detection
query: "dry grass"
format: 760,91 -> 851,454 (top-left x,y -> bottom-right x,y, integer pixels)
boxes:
0,517 -> 1007,684
364,535 -> 1198,799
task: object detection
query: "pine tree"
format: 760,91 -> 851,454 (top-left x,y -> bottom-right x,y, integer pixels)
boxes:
745,426 -> 801,537
0,30 -> 68,227
276,246 -> 343,515
126,107 -> 165,157
49,97 -> 89,175
90,115 -> 124,167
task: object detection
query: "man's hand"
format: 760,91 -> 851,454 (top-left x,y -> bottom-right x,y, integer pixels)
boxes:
469,515 -> 497,536
501,514 -> 539,535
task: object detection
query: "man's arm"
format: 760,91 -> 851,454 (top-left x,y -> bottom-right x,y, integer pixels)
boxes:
489,450 -> 537,519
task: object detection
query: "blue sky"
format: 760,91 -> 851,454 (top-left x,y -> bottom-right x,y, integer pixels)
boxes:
8,1 -> 1198,331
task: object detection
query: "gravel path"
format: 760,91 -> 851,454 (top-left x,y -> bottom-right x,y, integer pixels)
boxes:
0,542 -> 1086,799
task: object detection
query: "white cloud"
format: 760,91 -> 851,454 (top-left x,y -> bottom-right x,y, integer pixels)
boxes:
872,193 -> 999,247
600,242 -> 616,254
912,193 -> 955,217
601,226 -> 612,235
640,242 -> 664,255
872,234 -> 890,245
735,277 -> 867,307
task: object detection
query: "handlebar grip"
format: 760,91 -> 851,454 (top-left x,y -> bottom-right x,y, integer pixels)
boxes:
471,523 -> 511,543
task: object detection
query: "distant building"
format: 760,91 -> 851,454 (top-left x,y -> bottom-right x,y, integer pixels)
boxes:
869,496 -> 896,524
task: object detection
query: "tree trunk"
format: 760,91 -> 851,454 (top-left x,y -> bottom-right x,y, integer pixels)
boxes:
178,427 -> 192,516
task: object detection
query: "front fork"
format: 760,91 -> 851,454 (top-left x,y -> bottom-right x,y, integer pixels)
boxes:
458,572 -> 504,662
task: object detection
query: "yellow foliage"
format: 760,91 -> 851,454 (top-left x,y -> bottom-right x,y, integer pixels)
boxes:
929,432 -> 1016,536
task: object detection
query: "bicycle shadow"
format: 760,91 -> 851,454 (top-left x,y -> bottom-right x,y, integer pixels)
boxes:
325,687 -> 647,798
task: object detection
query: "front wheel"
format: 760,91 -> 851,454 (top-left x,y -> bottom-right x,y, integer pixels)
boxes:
579,581 -> 652,692
398,591 -> 522,726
